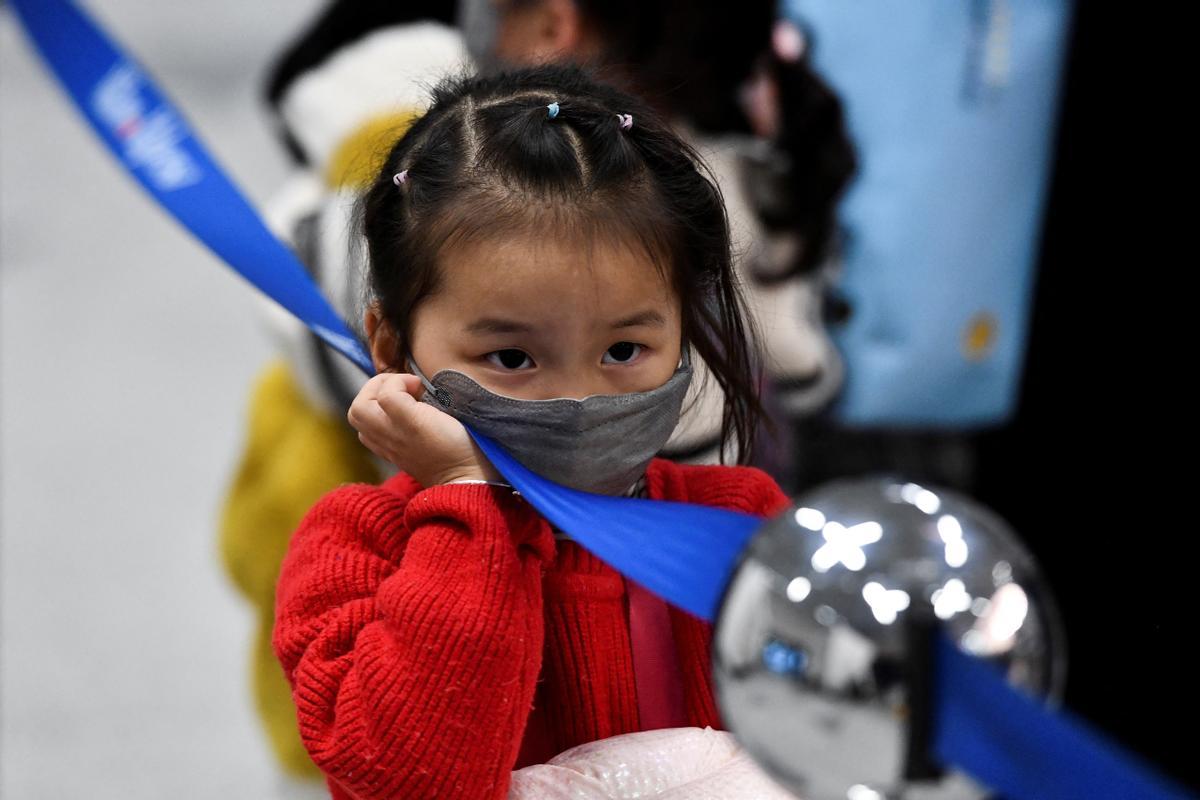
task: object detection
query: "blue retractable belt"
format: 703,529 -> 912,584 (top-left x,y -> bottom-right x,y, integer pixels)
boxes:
8,3 -> 1193,798
470,430 -> 761,620
8,0 -> 373,375
933,634 -> 1193,800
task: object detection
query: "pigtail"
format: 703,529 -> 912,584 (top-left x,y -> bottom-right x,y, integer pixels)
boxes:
474,96 -> 587,193
357,97 -> 464,364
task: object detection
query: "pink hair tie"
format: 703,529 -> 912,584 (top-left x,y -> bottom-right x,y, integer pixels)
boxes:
392,170 -> 408,186
772,20 -> 805,63
617,113 -> 633,131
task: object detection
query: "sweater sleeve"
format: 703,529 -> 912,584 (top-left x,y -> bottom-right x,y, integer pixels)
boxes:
273,480 -> 556,800
671,462 -> 793,519
744,467 -> 792,518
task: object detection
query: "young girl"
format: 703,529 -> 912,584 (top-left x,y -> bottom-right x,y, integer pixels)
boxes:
273,65 -> 791,800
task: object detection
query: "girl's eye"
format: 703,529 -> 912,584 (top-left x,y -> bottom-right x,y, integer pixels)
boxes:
486,349 -> 535,370
602,342 -> 643,364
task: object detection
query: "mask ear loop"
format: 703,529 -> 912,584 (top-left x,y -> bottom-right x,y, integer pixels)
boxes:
405,353 -> 454,407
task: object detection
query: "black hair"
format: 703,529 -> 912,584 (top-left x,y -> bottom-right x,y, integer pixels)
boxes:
512,0 -> 857,275
266,0 -> 855,270
361,65 -> 766,463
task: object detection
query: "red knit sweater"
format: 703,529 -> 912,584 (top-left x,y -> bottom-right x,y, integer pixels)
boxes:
273,458 -> 789,800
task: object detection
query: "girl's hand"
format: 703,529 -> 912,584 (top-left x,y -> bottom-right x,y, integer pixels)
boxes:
348,373 -> 501,487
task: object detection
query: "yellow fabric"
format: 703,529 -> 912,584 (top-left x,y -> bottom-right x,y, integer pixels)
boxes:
219,361 -> 379,778
324,110 -> 422,189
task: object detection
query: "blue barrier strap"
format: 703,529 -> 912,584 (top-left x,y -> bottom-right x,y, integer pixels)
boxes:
933,632 -> 1195,800
9,0 -> 374,374
470,429 -> 762,620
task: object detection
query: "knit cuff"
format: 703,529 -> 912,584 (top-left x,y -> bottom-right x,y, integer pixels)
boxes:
404,482 -> 556,563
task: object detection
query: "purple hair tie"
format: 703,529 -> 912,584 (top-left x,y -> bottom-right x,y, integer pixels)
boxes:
392,170 -> 408,186
617,113 -> 633,131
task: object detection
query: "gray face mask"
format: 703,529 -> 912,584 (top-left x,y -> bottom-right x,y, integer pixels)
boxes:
409,352 -> 693,496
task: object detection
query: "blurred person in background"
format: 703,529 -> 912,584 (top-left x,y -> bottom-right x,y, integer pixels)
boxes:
218,0 -> 854,782
780,0 -> 1074,492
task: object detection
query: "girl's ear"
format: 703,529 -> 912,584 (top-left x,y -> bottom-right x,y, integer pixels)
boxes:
364,304 -> 401,373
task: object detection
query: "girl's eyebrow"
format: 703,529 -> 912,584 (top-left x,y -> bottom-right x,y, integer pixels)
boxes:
614,310 -> 666,328
465,317 -> 534,334
466,312 -> 664,334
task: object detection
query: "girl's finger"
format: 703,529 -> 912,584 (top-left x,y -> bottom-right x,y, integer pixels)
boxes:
394,373 -> 426,400
348,396 -> 390,433
358,372 -> 392,400
376,385 -> 419,419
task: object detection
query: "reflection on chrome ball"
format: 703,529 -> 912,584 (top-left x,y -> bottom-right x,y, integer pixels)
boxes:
713,477 -> 1066,800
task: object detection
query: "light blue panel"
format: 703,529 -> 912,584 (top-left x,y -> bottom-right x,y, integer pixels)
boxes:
786,0 -> 1073,427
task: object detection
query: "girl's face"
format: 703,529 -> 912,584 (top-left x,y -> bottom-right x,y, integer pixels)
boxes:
397,233 -> 683,400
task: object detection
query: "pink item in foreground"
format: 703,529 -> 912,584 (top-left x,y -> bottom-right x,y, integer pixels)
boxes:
508,727 -> 798,799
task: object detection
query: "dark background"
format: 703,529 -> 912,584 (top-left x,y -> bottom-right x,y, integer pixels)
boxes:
975,2 -> 1193,789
